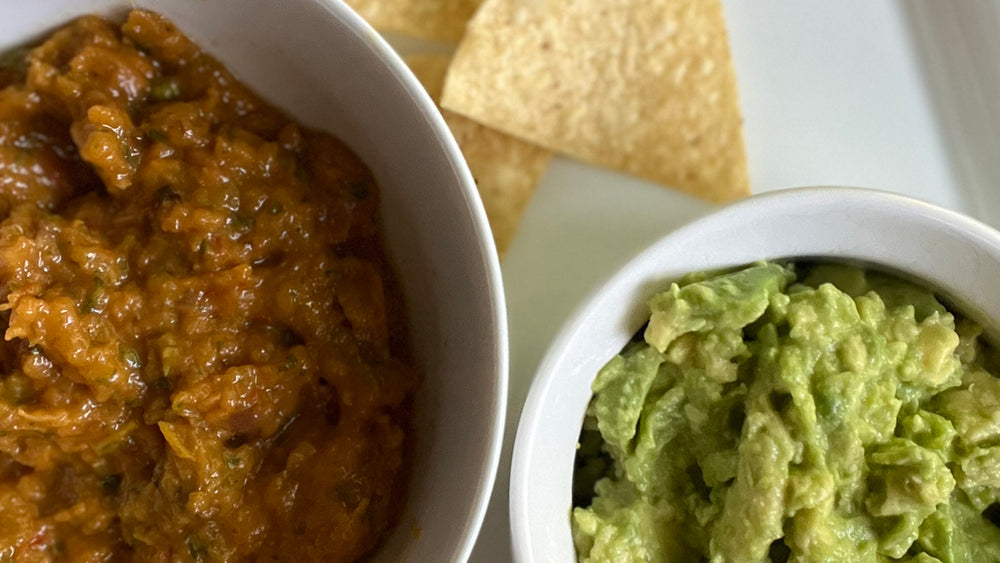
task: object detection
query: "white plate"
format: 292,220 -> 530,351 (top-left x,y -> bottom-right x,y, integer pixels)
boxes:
470,1 -> 998,560
386,0 -> 998,560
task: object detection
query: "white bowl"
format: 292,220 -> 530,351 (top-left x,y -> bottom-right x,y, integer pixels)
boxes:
509,187 -> 1000,562
2,2 -> 507,561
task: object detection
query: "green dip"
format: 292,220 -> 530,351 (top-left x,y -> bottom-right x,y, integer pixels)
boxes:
572,262 -> 1000,562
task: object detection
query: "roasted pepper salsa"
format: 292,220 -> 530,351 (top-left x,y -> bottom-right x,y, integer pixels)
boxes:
0,10 -> 416,562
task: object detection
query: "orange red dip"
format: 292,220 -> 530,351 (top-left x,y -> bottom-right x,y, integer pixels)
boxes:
0,10 -> 415,562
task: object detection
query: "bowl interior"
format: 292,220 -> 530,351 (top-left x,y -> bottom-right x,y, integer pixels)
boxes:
510,187 -> 1000,562
2,2 -> 507,561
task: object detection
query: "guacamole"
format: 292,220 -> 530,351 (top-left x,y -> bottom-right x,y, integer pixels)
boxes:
572,262 -> 1000,562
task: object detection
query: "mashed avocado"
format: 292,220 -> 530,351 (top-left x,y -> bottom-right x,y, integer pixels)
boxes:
572,262 -> 1000,562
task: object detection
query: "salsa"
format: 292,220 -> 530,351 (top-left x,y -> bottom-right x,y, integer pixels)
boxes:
0,10 -> 415,562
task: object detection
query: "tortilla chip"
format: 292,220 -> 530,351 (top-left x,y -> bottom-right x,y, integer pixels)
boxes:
440,0 -> 749,202
344,0 -> 482,43
406,54 -> 550,256
406,55 -> 450,101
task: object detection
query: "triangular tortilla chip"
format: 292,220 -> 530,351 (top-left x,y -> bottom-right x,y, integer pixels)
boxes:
440,0 -> 749,202
344,0 -> 482,43
406,54 -> 550,256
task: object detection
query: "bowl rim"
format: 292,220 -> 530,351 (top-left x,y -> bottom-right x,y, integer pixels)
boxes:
316,1 -> 511,559
509,186 -> 1000,562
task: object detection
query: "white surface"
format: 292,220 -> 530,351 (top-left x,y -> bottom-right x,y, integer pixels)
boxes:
478,1 -> 986,561
2,3 -> 507,562
902,1 -> 1000,227
510,188 -> 1000,562
725,1 -> 960,207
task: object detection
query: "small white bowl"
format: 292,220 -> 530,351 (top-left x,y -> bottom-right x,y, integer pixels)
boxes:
3,2 -> 506,561
509,187 -> 1000,562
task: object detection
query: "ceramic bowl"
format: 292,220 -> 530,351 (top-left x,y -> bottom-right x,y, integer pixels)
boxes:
2,2 -> 507,561
509,187 -> 1000,562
